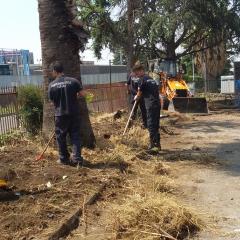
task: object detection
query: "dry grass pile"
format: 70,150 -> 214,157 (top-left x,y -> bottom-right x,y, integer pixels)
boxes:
107,153 -> 202,239
154,162 -> 170,175
92,112 -> 116,123
153,175 -> 176,194
90,113 -> 201,240
113,193 -> 202,240
110,124 -> 149,150
112,159 -> 201,238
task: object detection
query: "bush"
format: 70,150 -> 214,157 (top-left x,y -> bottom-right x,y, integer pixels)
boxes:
0,131 -> 25,147
18,85 -> 43,135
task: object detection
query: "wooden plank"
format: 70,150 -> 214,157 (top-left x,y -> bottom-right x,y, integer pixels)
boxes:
48,182 -> 107,240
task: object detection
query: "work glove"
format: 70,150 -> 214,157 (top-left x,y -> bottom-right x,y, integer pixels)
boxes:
85,93 -> 94,103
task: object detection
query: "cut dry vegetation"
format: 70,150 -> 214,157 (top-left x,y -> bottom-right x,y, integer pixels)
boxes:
0,110 -> 203,239
113,194 -> 201,240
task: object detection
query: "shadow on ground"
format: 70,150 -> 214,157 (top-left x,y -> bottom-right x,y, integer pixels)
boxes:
162,112 -> 240,177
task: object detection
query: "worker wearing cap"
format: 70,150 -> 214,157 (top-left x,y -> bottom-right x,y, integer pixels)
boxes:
133,64 -> 161,150
48,61 -> 84,166
127,71 -> 147,128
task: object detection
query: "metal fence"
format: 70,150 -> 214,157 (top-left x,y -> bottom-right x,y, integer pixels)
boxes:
0,87 -> 19,135
85,82 -> 128,112
0,83 -> 128,136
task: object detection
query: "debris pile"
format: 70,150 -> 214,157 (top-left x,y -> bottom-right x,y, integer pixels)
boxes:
0,111 -> 203,239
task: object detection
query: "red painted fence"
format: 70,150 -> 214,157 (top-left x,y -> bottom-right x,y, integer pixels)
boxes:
85,82 -> 129,113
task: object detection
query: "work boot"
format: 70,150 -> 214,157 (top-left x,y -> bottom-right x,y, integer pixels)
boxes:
154,133 -> 162,151
154,143 -> 162,151
56,159 -> 71,166
71,156 -> 84,167
147,135 -> 161,154
148,138 -> 155,150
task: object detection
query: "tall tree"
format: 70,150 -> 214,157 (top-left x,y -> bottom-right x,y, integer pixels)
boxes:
112,50 -> 127,65
38,0 -> 95,148
126,0 -> 136,70
192,0 -> 240,91
78,0 -> 240,66
77,0 -> 139,72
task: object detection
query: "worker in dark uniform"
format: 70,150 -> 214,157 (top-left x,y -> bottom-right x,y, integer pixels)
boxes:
133,64 -> 161,150
48,62 -> 85,166
127,72 -> 147,128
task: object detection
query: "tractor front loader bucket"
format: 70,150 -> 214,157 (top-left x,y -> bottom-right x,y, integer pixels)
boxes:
172,97 -> 208,114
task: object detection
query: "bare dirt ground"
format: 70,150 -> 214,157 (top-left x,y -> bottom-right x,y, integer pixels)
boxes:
1,109 -> 240,239
163,110 -> 240,239
0,115 -> 128,240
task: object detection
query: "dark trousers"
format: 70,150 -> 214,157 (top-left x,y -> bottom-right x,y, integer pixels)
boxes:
55,115 -> 82,162
146,106 -> 160,146
131,95 -> 148,128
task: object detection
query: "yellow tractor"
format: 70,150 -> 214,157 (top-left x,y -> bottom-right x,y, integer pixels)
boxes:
148,59 -> 208,113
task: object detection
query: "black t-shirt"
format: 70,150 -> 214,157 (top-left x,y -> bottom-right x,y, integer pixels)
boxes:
127,75 -> 139,95
138,75 -> 160,108
48,76 -> 83,116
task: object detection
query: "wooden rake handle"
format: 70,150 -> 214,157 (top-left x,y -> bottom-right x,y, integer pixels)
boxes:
36,131 -> 55,161
123,100 -> 138,136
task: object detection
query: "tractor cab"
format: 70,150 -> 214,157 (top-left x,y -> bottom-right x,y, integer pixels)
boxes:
157,59 -> 178,78
148,58 -> 208,114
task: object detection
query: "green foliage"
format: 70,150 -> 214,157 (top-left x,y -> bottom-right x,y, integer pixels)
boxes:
18,85 -> 43,135
222,59 -> 233,75
77,0 -> 240,63
0,131 -> 24,147
181,55 -> 194,76
113,50 -> 127,65
77,0 -> 115,58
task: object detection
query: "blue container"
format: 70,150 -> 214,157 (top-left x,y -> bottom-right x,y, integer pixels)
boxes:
235,80 -> 240,107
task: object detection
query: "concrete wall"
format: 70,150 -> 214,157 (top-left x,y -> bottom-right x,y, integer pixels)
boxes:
0,65 -> 128,87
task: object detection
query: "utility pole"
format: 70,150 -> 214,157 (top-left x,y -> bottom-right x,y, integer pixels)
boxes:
192,54 -> 195,82
109,60 -> 113,112
202,50 -> 207,96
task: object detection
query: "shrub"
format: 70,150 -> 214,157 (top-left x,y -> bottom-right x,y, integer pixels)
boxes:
0,131 -> 25,147
18,85 -> 43,135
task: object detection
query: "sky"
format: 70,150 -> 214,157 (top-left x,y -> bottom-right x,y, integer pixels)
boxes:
0,0 -> 112,64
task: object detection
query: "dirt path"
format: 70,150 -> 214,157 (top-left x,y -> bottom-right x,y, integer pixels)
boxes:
165,111 -> 240,239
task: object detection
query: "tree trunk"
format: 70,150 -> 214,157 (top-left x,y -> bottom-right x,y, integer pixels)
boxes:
38,0 -> 95,148
126,0 -> 136,73
166,42 -> 177,60
196,41 -> 226,92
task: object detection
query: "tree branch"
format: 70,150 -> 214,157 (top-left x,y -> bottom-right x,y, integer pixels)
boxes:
177,38 -> 223,58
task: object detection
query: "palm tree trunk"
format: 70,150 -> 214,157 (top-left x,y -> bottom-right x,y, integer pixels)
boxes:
38,0 -> 95,148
